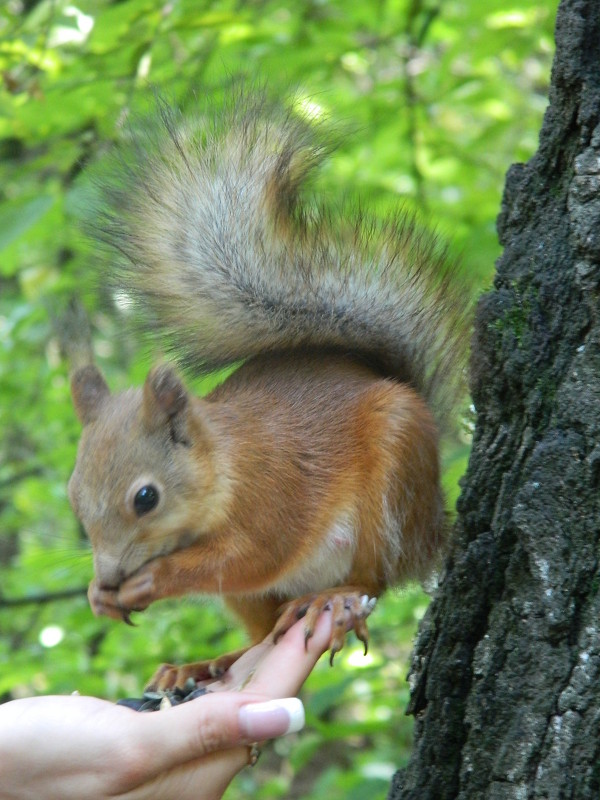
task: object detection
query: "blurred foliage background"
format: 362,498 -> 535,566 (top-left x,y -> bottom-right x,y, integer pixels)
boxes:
0,1 -> 555,798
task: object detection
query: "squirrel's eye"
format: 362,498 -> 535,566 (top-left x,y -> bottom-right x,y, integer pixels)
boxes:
133,484 -> 159,516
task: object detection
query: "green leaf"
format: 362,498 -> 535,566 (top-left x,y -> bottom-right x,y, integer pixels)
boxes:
0,195 -> 54,255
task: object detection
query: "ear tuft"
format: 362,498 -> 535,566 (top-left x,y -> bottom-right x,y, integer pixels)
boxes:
143,364 -> 190,436
71,365 -> 111,425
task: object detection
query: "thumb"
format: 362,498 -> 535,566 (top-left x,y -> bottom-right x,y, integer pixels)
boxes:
131,692 -> 304,777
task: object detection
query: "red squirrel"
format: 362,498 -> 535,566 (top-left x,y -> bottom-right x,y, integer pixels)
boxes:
68,92 -> 468,690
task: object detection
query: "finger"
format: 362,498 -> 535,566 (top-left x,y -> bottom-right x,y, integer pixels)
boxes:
207,640 -> 273,692
206,613 -> 334,695
126,690 -> 302,783
245,610 -> 334,698
131,692 -> 251,765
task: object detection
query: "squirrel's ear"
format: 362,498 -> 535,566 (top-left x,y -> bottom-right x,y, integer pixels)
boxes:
71,365 -> 111,425
143,364 -> 190,441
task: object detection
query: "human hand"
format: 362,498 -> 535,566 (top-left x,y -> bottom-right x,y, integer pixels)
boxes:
0,613 -> 335,800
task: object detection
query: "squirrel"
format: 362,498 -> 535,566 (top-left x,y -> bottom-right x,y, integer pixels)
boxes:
68,90 -> 468,691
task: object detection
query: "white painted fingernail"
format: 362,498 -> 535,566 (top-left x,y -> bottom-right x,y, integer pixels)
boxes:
239,697 -> 305,740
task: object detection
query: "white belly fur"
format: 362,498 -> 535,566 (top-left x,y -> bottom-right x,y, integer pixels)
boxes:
265,511 -> 357,597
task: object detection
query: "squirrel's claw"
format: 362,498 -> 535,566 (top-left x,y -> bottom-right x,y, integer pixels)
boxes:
120,609 -> 137,626
272,600 -> 311,646
273,588 -> 377,664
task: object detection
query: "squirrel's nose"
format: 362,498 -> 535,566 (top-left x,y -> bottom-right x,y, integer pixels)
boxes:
93,552 -> 125,588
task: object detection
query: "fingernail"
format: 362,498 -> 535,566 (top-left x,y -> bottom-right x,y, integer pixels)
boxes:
239,698 -> 305,740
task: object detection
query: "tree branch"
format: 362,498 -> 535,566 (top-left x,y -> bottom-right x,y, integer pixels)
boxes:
0,587 -> 88,608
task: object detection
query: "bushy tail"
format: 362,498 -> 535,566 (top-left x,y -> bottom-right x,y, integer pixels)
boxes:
96,90 -> 469,431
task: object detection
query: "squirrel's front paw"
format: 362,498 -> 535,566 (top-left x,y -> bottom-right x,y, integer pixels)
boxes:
87,567 -> 156,624
87,579 -> 136,622
116,562 -> 159,613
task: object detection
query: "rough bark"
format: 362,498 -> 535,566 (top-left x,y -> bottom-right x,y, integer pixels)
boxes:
389,0 -> 600,797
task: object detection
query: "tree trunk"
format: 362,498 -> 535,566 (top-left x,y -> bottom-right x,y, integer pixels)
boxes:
389,0 -> 600,797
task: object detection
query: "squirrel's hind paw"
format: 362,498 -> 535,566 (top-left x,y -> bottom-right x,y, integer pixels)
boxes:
144,648 -> 249,692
